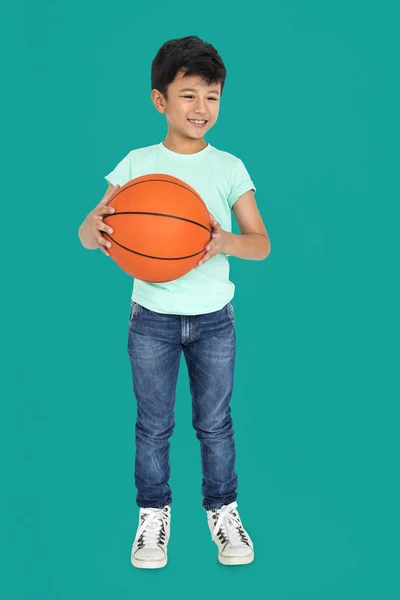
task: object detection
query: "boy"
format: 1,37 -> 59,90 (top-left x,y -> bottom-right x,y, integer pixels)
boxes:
78,36 -> 270,568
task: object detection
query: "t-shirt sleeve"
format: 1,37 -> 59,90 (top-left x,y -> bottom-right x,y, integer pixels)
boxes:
227,158 -> 257,209
104,151 -> 132,186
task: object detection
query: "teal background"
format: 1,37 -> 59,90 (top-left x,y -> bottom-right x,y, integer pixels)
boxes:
2,1 -> 399,598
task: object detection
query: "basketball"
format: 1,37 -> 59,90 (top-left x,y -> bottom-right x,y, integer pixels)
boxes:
102,174 -> 212,283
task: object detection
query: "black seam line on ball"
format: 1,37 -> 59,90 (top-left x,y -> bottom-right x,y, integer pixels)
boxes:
106,211 -> 211,234
104,231 -> 212,260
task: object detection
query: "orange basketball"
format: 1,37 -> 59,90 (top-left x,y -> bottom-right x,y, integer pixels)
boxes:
103,174 -> 212,283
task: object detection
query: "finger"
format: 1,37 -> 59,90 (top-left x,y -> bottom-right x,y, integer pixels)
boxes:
211,220 -> 220,233
96,233 -> 112,250
98,204 -> 116,216
97,220 -> 114,235
197,251 -> 212,266
99,245 -> 110,257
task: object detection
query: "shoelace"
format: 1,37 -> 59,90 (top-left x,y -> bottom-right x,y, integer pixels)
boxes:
135,507 -> 169,546
211,501 -> 249,547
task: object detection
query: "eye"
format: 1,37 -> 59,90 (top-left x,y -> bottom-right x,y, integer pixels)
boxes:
183,95 -> 218,101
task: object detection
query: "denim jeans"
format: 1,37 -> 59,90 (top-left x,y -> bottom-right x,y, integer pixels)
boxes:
127,300 -> 238,511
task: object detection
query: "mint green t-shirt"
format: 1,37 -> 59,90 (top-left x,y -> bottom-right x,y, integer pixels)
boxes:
104,141 -> 256,315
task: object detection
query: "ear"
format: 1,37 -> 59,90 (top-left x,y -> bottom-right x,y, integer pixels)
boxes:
151,89 -> 166,113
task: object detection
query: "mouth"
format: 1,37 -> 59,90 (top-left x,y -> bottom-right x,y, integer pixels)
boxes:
188,119 -> 208,128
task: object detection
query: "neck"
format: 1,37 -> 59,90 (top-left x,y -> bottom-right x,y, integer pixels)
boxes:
162,131 -> 208,155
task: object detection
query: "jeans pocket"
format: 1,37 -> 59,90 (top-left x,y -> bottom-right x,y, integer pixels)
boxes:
226,301 -> 235,324
129,301 -> 142,324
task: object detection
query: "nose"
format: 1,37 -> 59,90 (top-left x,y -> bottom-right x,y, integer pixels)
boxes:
194,97 -> 207,116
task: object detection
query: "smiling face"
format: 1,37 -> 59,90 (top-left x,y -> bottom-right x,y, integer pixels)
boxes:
151,70 -> 221,153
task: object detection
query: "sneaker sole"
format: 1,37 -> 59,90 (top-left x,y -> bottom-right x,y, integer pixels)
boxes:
218,551 -> 254,566
131,553 -> 168,569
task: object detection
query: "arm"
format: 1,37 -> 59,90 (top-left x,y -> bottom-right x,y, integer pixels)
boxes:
225,190 -> 270,260
197,190 -> 271,266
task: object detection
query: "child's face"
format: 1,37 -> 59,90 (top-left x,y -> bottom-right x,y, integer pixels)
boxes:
153,70 -> 221,140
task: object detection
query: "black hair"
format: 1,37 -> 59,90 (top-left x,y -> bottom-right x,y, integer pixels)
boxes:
151,36 -> 227,100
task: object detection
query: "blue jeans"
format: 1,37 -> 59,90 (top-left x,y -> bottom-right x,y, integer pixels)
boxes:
127,301 -> 238,511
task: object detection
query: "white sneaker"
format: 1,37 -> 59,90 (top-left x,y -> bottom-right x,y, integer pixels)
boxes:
207,501 -> 254,565
131,505 -> 171,569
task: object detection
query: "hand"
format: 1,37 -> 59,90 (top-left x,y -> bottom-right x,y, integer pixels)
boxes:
82,185 -> 120,255
197,213 -> 229,267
